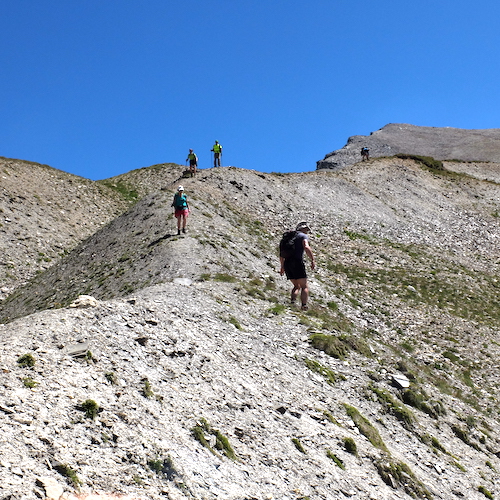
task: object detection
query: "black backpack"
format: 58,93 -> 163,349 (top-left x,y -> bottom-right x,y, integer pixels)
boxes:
279,231 -> 298,259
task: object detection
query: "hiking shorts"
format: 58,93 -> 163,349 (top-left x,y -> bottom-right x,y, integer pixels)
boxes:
174,208 -> 189,218
284,258 -> 307,280
189,160 -> 197,167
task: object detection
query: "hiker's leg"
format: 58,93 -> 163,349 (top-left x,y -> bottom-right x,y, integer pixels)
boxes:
290,279 -> 300,303
296,278 -> 309,307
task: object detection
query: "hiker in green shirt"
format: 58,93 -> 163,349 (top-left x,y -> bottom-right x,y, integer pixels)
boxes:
186,149 -> 198,177
211,141 -> 222,167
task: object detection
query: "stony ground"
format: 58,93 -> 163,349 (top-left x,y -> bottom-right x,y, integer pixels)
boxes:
0,155 -> 499,500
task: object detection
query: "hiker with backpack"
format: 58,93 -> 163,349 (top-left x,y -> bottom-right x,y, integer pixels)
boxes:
172,185 -> 189,235
211,141 -> 222,167
279,222 -> 315,311
186,149 -> 198,177
361,147 -> 370,161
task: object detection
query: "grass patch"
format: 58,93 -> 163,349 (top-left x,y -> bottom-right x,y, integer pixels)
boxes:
17,353 -> 36,368
395,153 -> 444,171
80,399 -> 100,420
292,438 -> 306,454
343,404 -> 388,452
326,450 -> 345,469
371,385 -> 416,428
191,418 -> 236,460
54,464 -> 82,488
304,358 -> 344,385
375,458 -> 433,499
309,332 -> 371,360
343,437 -> 358,455
22,377 -> 38,388
214,273 -> 237,283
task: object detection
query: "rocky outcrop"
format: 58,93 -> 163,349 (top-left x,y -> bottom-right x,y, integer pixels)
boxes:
317,123 -> 500,170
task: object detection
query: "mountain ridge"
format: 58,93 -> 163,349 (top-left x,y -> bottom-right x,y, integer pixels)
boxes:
317,123 -> 500,171
0,150 -> 499,500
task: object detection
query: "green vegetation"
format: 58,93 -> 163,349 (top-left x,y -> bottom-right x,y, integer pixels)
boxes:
292,438 -> 306,454
229,316 -> 242,329
478,486 -> 494,499
309,332 -> 371,360
22,377 -> 38,388
142,378 -> 154,398
343,404 -> 388,452
213,273 -> 237,283
17,353 -> 36,368
395,153 -> 444,171
304,358 -> 344,385
80,399 -> 100,420
327,255 -> 500,327
401,387 -> 447,419
54,463 -> 81,488
375,458 -> 433,499
148,456 -> 178,480
98,179 -> 139,202
370,385 -> 416,428
191,418 -> 236,460
326,450 -> 345,469
343,437 -> 358,456
105,372 -> 118,385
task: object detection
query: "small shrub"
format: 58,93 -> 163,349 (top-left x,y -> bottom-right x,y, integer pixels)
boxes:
191,418 -> 236,460
304,358 -> 343,385
371,385 -> 416,428
343,404 -> 388,452
54,464 -> 81,488
343,437 -> 358,455
80,399 -> 99,420
375,459 -> 432,499
105,372 -> 118,385
23,377 -> 38,388
143,378 -> 154,398
229,316 -> 242,330
292,438 -> 306,454
148,456 -> 178,480
478,486 -> 494,499
17,354 -> 35,368
309,333 -> 349,360
268,304 -> 286,315
326,450 -> 345,469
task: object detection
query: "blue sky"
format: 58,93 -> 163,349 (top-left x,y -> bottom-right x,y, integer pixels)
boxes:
1,0 -> 499,180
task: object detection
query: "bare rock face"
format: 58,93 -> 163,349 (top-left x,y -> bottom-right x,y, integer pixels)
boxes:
317,123 -> 500,170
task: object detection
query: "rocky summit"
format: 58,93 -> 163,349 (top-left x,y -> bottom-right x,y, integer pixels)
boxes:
316,123 -> 500,170
0,150 -> 499,500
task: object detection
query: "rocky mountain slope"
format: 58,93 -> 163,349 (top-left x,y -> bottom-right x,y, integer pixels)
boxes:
0,156 -> 499,500
317,124 -> 500,170
0,157 -> 136,299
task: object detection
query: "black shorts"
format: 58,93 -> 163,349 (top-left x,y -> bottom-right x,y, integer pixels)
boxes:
189,160 -> 197,167
284,258 -> 307,280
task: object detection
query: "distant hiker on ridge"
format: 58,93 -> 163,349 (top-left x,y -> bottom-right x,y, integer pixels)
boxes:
279,222 -> 315,311
211,140 -> 222,167
186,149 -> 198,177
172,185 -> 189,235
361,147 -> 370,161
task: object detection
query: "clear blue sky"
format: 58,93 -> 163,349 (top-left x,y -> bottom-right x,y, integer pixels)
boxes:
1,0 -> 499,180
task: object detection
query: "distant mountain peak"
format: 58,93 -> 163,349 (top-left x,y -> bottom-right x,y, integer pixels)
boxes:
317,123 -> 500,170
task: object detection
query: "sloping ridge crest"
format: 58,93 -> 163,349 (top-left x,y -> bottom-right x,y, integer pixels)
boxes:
317,123 -> 500,170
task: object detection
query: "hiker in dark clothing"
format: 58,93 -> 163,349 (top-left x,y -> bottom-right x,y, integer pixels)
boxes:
279,222 -> 315,311
361,147 -> 370,161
